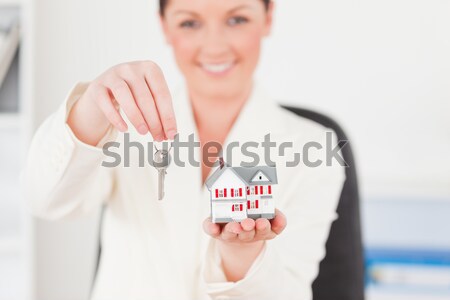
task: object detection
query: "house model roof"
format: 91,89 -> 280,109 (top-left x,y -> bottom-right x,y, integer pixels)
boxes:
232,166 -> 278,185
205,161 -> 278,190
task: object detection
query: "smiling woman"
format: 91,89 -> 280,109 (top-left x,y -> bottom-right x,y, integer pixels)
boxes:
23,0 -> 347,299
160,0 -> 272,104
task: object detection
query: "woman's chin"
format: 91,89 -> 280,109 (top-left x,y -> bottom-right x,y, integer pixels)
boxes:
194,82 -> 243,99
188,75 -> 244,98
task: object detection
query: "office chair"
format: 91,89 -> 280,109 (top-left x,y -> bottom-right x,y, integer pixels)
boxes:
281,105 -> 365,300
92,107 -> 365,300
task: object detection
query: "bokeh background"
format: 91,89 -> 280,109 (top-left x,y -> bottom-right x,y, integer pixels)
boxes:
0,0 -> 449,299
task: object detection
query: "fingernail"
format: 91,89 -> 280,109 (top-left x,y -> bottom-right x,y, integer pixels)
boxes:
117,121 -> 128,132
154,135 -> 163,142
137,124 -> 148,135
231,228 -> 241,234
166,130 -> 177,140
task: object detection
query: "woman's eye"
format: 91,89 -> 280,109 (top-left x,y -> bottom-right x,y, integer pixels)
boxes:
227,16 -> 249,26
179,20 -> 200,29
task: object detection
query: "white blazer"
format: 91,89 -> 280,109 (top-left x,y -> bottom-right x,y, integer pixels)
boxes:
23,80 -> 346,300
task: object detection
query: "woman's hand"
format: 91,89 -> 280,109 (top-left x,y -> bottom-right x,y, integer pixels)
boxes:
67,60 -> 177,146
203,209 -> 286,243
203,209 -> 287,282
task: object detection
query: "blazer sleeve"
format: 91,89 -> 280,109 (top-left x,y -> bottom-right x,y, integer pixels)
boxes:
202,130 -> 346,300
21,82 -> 119,220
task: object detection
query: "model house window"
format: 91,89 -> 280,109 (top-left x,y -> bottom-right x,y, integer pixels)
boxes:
247,186 -> 262,196
247,200 -> 259,209
230,188 -> 241,197
232,204 -> 243,211
215,189 -> 227,198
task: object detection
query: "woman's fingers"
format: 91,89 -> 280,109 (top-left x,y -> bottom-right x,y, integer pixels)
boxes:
270,209 -> 287,235
221,222 -> 242,242
89,61 -> 177,141
144,64 -> 178,139
126,76 -> 165,141
108,78 -> 149,135
204,210 -> 287,244
203,217 -> 221,238
238,218 -> 256,242
255,218 -> 274,240
69,61 -> 177,145
240,218 -> 255,231
94,84 -> 128,132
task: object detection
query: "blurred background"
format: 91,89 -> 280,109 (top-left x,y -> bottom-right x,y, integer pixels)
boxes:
0,0 -> 449,299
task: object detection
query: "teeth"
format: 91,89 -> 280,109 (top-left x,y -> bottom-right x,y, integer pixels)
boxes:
201,62 -> 233,73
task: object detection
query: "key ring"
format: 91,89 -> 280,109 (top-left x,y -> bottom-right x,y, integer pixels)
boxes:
154,141 -> 173,153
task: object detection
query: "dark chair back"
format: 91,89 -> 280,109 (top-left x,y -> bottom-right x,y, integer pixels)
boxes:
281,105 -> 365,300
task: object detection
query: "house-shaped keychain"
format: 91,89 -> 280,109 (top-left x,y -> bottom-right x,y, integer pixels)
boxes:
205,158 -> 278,223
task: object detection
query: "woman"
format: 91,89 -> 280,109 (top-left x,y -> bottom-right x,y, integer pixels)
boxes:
24,0 -> 346,299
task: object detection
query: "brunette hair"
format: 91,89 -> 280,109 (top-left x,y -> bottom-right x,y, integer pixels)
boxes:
159,0 -> 271,16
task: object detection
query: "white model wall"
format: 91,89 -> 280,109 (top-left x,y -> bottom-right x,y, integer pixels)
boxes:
26,0 -> 450,299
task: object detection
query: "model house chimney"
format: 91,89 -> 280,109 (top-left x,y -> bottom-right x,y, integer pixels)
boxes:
219,157 -> 224,169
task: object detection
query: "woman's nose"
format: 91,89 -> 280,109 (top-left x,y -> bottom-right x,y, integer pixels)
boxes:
200,25 -> 231,57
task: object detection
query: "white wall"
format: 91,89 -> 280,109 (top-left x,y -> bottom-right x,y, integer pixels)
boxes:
25,0 -> 450,299
259,0 -> 450,199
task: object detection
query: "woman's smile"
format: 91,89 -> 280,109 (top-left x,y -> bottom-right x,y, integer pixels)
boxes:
198,61 -> 236,77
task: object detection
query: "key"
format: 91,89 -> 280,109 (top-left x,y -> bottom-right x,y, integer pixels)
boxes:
157,168 -> 166,201
153,148 -> 171,200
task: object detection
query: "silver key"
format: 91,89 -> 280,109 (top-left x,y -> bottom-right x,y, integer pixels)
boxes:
153,148 -> 171,200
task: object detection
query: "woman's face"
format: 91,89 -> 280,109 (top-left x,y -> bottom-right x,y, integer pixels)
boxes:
160,0 -> 273,99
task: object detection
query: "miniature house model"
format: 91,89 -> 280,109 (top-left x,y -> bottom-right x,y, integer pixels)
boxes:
205,159 -> 278,223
